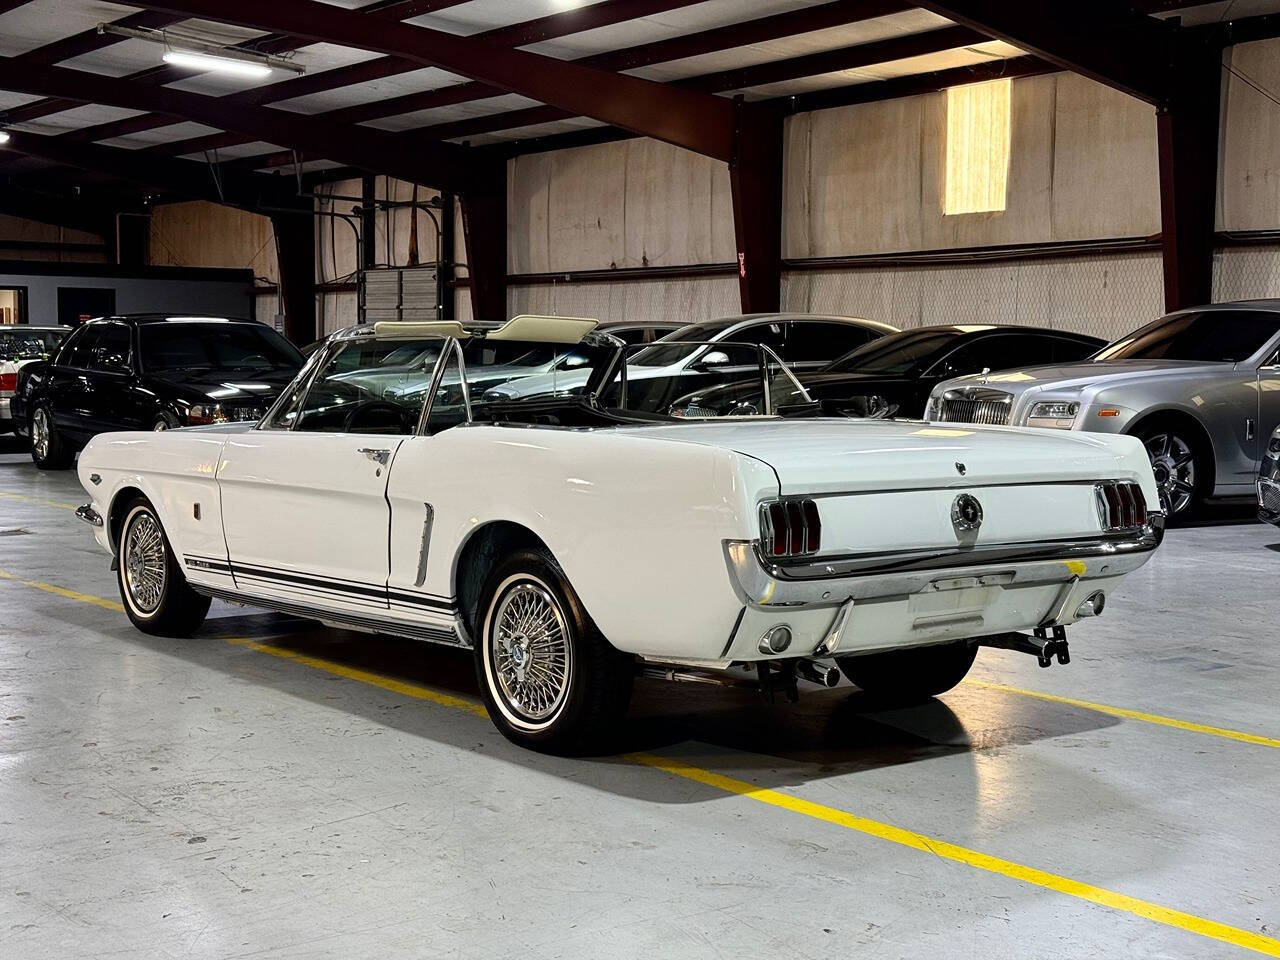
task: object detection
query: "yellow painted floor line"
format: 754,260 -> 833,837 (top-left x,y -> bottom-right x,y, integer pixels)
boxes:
627,753 -> 1280,958
0,568 -> 124,612
964,677 -> 1280,750
0,489 -> 79,512
5,572 -> 1280,956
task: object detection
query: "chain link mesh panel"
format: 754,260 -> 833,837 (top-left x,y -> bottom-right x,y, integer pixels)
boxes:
508,276 -> 740,325
782,252 -> 1165,341
1213,245 -> 1280,302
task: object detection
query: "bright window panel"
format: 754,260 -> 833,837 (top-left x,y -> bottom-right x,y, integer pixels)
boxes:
945,78 -> 1011,215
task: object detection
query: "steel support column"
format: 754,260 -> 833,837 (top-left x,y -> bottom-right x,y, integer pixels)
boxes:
1157,41 -> 1222,312
439,190 -> 456,324
270,204 -> 318,345
460,158 -> 506,324
729,102 -> 784,313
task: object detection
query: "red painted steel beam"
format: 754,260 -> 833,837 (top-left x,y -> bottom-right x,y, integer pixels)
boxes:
0,58 -> 472,193
130,0 -> 739,160
269,200 -> 319,343
103,0 -> 707,156
406,24 -> 989,143
912,1 -> 1172,105
55,0 -> 474,145
730,103 -> 785,313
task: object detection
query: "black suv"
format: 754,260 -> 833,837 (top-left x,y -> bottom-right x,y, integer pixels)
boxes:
25,314 -> 303,469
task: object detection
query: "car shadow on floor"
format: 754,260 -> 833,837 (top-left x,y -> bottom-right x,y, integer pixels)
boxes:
90,607 -> 1121,804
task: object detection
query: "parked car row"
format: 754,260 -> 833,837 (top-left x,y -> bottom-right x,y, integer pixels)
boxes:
16,301 -> 1280,523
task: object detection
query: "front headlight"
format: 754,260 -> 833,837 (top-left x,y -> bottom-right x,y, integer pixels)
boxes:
1267,433 -> 1280,459
923,396 -> 938,420
187,403 -> 227,425
1025,400 -> 1079,430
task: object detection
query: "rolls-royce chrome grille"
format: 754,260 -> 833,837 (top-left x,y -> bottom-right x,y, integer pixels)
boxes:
1260,478 -> 1280,513
935,388 -> 1013,426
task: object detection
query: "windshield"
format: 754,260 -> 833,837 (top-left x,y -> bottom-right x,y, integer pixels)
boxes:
140,322 -> 304,373
823,329 -> 959,375
0,328 -> 65,360
1094,310 -> 1280,363
627,318 -> 736,368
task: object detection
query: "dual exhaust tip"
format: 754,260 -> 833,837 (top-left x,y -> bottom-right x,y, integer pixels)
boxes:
1075,591 -> 1106,619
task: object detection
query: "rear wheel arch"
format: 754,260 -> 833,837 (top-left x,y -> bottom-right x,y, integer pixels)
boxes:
1124,408 -> 1217,493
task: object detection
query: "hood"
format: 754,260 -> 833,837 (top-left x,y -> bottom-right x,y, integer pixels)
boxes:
795,371 -> 916,398
939,359 -> 1230,397
147,367 -> 299,403
618,417 -> 1148,495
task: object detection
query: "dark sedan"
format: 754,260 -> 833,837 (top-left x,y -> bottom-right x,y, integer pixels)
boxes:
791,324 -> 1104,419
25,315 -> 303,469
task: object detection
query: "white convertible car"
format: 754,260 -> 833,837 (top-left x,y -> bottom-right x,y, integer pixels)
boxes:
75,316 -> 1164,752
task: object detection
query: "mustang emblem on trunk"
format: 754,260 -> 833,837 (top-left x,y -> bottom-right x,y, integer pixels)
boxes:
951,493 -> 983,532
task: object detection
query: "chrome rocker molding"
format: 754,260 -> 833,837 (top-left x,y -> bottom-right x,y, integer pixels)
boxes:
723,514 -> 1164,608
191,583 -> 471,648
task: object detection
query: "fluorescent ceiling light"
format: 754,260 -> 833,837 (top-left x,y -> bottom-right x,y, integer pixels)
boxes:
163,50 -> 273,79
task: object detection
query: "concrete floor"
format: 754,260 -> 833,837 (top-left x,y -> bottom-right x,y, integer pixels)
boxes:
1,436 -> 1278,960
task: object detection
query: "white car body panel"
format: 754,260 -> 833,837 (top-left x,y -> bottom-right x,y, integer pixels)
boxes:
78,410 -> 1162,664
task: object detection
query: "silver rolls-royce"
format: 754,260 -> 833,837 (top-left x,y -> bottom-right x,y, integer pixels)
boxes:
925,301 -> 1280,518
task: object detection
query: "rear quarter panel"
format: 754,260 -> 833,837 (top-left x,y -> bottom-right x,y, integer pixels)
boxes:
388,424 -> 779,659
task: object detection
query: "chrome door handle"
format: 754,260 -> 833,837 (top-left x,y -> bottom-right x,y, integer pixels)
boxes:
358,447 -> 391,464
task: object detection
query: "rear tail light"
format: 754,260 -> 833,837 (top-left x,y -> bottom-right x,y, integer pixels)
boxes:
0,373 -> 15,394
761,498 -> 821,558
1095,480 -> 1148,531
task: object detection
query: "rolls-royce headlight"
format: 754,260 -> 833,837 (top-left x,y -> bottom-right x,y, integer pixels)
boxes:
923,396 -> 938,420
1026,400 -> 1079,430
1267,432 -> 1280,459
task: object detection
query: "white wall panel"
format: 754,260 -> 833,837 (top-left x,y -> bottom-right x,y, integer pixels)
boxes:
785,73 -> 1160,259
1220,37 -> 1280,232
781,252 -> 1163,342
508,275 -> 739,326
1214,245 -> 1280,301
507,139 -> 734,274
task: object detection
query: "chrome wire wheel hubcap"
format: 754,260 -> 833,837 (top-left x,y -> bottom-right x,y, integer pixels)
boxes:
1145,432 -> 1196,515
32,410 -> 48,460
490,580 -> 571,724
123,512 -> 166,613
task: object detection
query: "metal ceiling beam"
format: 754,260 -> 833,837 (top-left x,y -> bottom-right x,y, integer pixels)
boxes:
911,1 -> 1173,105
154,0 -> 911,159
56,0 -> 474,145
130,0 -> 739,160
0,184 -> 113,237
0,130 -> 287,209
0,58 -> 472,194
403,24 -> 990,144
104,0 -> 706,156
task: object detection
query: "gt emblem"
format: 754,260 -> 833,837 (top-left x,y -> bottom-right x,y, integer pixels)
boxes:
955,461 -> 966,476
951,493 -> 983,532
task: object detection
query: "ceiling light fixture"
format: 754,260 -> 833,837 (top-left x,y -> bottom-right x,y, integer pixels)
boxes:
97,22 -> 306,77
162,50 -> 272,79
0,131 -> 10,145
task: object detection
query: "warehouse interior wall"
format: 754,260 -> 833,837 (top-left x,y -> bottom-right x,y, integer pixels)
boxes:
0,213 -> 106,264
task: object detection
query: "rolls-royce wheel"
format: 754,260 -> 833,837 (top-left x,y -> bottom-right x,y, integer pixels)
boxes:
153,412 -> 179,431
836,640 -> 978,705
30,406 -> 72,470
116,498 -> 211,637
1133,423 -> 1203,520
475,547 -> 633,754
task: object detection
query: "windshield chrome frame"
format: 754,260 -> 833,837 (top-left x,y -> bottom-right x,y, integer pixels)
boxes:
414,336 -> 471,436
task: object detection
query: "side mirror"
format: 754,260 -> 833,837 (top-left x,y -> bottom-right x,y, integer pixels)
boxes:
694,350 -> 731,371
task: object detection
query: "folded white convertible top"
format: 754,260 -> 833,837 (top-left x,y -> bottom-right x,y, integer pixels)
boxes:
372,314 -> 598,344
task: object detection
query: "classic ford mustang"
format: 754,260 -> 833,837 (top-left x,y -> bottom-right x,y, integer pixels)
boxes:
75,316 -> 1164,753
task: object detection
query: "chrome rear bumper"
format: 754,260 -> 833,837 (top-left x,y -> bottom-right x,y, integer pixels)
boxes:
724,517 -> 1163,608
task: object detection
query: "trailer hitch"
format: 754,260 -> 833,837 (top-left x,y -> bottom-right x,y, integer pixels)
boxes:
979,626 -> 1070,668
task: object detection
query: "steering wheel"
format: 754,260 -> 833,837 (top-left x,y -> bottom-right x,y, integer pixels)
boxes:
342,399 -> 413,433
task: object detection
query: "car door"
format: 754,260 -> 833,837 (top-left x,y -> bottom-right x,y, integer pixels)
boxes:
80,321 -> 144,436
216,334 -> 439,614
47,324 -> 103,443
780,321 -> 881,371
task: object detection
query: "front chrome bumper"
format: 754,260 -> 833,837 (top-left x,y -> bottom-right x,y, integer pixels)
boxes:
723,517 -> 1164,608
75,503 -> 103,527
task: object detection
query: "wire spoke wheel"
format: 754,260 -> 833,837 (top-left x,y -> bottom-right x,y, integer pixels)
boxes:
1143,431 -> 1196,515
489,579 -> 571,725
32,409 -> 49,460
123,511 -> 166,614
